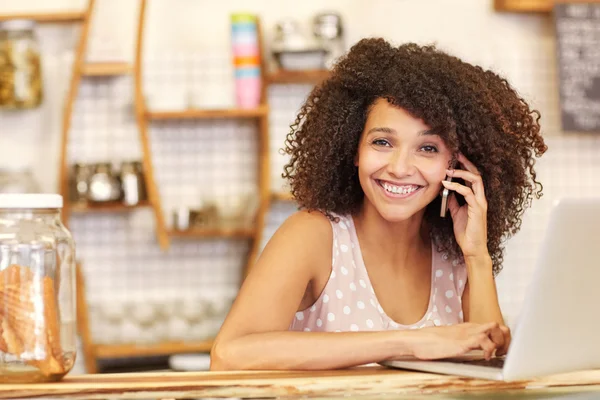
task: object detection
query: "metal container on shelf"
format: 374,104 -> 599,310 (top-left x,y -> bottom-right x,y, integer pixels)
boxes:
191,204 -> 218,228
0,20 -> 43,109
0,194 -> 76,382
312,12 -> 345,69
173,207 -> 191,231
271,18 -> 327,70
69,163 -> 94,203
120,161 -> 147,206
87,163 -> 121,203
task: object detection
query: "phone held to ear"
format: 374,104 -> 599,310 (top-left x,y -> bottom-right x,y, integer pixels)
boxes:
440,175 -> 452,218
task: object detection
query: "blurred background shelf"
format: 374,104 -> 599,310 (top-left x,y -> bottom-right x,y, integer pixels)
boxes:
266,69 -> 330,85
94,340 -> 213,358
146,106 -> 269,120
0,11 -> 85,23
272,192 -> 294,202
168,228 -> 256,239
70,200 -> 151,214
81,62 -> 133,76
491,0 -> 595,13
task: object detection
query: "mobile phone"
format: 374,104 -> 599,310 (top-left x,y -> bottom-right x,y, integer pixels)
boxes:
440,175 -> 453,218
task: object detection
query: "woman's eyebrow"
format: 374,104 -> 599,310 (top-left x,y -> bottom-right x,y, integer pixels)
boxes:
419,129 -> 439,137
366,127 -> 439,137
366,127 -> 396,135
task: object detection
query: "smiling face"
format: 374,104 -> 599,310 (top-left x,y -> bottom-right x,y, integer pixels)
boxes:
356,98 -> 453,223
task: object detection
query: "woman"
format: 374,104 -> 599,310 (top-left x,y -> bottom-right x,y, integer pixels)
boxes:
211,38 -> 547,371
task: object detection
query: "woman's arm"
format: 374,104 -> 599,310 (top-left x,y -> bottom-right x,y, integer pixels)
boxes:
211,324 -> 503,370
210,211 -> 505,371
461,255 -> 511,355
462,255 -> 504,325
442,153 -> 511,355
212,330 -> 413,370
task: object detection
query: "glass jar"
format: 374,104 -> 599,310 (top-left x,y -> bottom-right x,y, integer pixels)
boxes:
0,20 -> 43,109
0,194 -> 76,382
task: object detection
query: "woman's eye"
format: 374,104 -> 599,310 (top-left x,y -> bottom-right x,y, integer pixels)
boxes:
421,145 -> 438,153
372,139 -> 391,147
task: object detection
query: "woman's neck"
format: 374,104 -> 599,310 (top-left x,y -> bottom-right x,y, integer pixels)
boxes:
352,202 -> 430,271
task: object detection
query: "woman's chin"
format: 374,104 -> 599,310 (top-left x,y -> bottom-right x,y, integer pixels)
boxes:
375,206 -> 420,223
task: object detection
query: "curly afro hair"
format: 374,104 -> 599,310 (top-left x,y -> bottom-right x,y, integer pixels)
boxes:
282,38 -> 548,275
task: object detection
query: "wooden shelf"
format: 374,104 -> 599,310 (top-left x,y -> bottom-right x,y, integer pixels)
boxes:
266,69 -> 330,85
94,339 -> 213,358
0,11 -> 85,23
168,227 -> 255,239
493,0 -> 599,13
147,105 -> 269,120
272,192 -> 295,202
70,200 -> 151,214
81,62 -> 132,76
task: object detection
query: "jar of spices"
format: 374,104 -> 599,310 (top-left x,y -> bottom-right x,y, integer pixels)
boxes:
0,20 -> 43,109
0,194 -> 76,382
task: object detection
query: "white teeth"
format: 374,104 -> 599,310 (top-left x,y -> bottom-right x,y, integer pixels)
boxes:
382,182 -> 419,195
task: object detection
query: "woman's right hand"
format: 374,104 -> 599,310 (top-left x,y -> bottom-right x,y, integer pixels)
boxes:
407,322 -> 509,361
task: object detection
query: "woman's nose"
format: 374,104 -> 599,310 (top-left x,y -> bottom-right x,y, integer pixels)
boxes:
387,150 -> 416,178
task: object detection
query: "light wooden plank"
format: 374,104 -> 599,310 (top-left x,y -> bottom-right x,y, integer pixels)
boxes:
147,106 -> 269,120
57,0 -> 95,226
57,0 -> 98,375
244,18 -> 271,280
266,69 -> 330,85
494,0 -> 551,12
1,367 -> 599,399
0,11 -> 84,23
133,0 -> 170,251
494,0 -> 600,13
95,340 -> 213,358
75,263 -> 98,374
81,62 -> 132,76
168,228 -> 255,239
271,192 -> 294,202
70,200 -> 151,213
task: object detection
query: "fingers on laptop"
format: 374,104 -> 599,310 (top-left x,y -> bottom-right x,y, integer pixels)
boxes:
488,326 -> 506,354
474,321 -> 498,332
496,325 -> 511,356
467,333 -> 496,360
470,322 -> 507,359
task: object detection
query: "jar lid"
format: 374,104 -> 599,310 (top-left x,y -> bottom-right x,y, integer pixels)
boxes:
0,19 -> 36,32
0,194 -> 62,209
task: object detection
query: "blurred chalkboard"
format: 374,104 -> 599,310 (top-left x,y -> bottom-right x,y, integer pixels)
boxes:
554,3 -> 600,132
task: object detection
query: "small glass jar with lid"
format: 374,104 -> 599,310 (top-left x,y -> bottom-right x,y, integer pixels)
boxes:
0,194 -> 76,382
0,20 -> 44,109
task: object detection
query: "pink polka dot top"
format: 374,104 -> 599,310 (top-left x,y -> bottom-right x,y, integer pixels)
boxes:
289,214 -> 468,332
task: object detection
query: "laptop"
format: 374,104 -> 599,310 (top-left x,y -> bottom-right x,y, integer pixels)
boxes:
382,197 -> 600,381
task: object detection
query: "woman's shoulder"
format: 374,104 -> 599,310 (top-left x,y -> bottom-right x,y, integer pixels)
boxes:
272,210 -> 335,255
262,210 -> 336,284
281,210 -> 353,241
283,209 -> 332,233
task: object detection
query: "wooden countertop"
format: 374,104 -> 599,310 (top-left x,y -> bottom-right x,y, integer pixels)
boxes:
1,366 -> 600,399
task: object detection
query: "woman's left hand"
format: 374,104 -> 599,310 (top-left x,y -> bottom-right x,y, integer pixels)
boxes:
441,153 -> 489,260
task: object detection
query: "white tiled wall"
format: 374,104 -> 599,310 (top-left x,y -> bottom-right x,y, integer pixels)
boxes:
496,135 -> 600,326
1,0 -> 599,353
